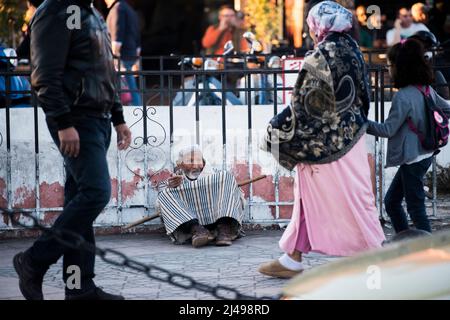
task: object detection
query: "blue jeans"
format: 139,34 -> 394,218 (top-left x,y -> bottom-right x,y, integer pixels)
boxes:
122,59 -> 142,106
384,157 -> 433,233
26,115 -> 112,295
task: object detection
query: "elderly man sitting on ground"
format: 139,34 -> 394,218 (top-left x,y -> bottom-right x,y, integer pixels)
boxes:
157,145 -> 245,248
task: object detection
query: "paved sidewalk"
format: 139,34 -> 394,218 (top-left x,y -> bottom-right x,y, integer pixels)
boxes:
0,230 -> 339,300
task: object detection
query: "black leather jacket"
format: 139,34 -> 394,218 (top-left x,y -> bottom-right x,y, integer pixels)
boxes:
30,0 -> 125,129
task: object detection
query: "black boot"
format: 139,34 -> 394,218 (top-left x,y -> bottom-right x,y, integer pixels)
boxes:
216,221 -> 234,246
191,223 -> 212,248
13,252 -> 45,300
65,287 -> 125,300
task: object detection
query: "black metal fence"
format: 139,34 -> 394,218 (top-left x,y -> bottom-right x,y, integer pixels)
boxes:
1,50 -> 450,227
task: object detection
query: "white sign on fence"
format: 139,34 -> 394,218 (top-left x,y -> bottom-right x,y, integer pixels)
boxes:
282,57 -> 304,104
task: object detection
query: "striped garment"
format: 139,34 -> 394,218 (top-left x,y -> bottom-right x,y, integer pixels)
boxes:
158,171 -> 245,236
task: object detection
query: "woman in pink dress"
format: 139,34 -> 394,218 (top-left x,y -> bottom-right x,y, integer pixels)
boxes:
259,1 -> 385,278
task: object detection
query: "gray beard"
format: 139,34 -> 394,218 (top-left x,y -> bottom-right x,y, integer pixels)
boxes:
184,170 -> 201,181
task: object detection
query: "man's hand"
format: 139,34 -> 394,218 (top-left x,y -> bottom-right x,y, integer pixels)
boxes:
58,127 -> 80,158
218,19 -> 230,31
167,174 -> 184,188
115,124 -> 132,150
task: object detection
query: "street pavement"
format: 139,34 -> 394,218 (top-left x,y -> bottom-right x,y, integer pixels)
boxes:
0,230 -> 340,300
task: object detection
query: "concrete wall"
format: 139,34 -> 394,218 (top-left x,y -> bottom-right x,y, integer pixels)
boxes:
1,102 -> 449,231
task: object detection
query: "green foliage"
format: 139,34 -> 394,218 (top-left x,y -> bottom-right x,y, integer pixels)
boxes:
0,0 -> 27,46
244,0 -> 281,52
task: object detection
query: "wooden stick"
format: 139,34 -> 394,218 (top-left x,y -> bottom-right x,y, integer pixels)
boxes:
123,213 -> 161,230
123,174 -> 267,230
238,175 -> 267,187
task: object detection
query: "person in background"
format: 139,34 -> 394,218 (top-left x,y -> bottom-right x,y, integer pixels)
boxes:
235,11 -> 246,28
411,2 -> 429,26
201,5 -> 248,55
428,0 -> 448,43
302,0 -> 325,49
335,0 -> 360,42
104,0 -> 142,106
409,30 -> 449,99
356,5 -> 373,48
16,0 -> 45,60
233,10 -> 249,49
386,7 -> 429,46
370,13 -> 389,49
367,39 -> 450,234
444,19 -> 450,44
0,46 -> 31,108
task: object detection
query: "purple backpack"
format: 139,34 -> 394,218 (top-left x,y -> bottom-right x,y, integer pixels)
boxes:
407,85 -> 449,154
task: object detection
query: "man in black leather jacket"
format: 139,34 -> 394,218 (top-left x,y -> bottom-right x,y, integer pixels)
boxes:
13,0 -> 132,300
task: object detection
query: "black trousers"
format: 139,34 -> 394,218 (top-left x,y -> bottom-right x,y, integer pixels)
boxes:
26,115 -> 112,295
384,156 -> 433,233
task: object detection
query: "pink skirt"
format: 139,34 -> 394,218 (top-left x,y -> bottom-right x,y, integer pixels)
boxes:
279,135 -> 385,257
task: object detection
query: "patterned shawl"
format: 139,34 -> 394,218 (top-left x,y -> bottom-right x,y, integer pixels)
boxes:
263,31 -> 371,170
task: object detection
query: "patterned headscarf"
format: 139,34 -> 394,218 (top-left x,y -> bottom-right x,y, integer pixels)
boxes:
307,1 -> 353,43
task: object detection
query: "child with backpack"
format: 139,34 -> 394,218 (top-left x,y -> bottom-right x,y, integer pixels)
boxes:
367,38 -> 450,234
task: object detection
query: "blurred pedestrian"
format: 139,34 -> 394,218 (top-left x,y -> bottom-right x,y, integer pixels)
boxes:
201,5 -> 248,55
0,46 -> 31,108
370,13 -> 389,49
387,7 -> 429,46
411,2 -> 429,25
16,0 -> 45,60
428,0 -> 448,42
335,0 -> 360,42
356,5 -> 373,48
409,30 -> 449,99
104,0 -> 142,106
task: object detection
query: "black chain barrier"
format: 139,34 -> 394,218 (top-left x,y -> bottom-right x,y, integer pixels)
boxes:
0,208 -> 279,300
